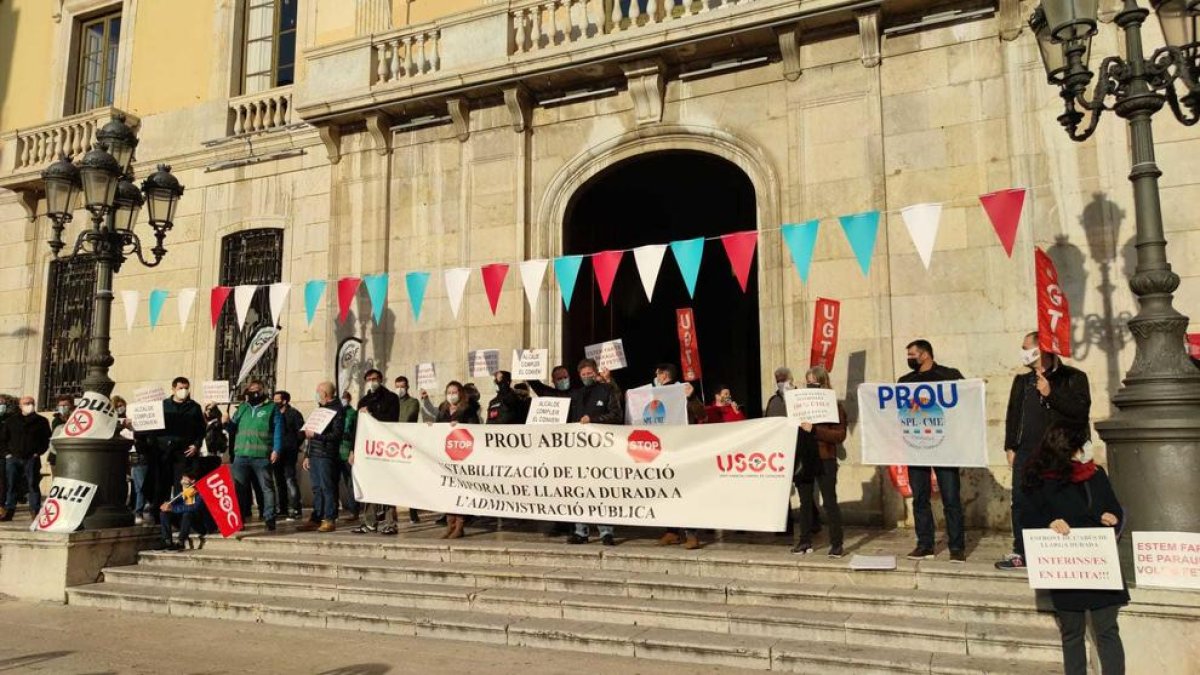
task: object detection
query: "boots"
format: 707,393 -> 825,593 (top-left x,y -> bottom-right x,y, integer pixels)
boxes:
318,519 -> 336,533
442,515 -> 464,539
683,533 -> 702,550
658,531 -> 682,546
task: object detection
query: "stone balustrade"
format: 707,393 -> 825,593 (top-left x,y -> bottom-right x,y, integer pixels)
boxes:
5,107 -> 138,173
227,86 -> 294,135
371,28 -> 442,85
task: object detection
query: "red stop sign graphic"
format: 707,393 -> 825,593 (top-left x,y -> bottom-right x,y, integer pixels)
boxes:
444,428 -> 474,461
64,410 -> 94,437
38,499 -> 62,529
627,430 -> 662,464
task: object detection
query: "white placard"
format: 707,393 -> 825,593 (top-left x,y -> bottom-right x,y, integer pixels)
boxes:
468,349 -> 501,379
201,380 -> 231,404
1023,527 -> 1124,590
857,379 -> 988,467
133,385 -> 167,403
56,391 -> 119,441
784,388 -> 840,423
584,338 -> 628,371
303,407 -> 338,435
416,362 -> 439,393
30,478 -> 98,533
1133,531 -> 1200,590
526,397 -> 570,425
512,349 -> 548,381
625,383 -> 689,425
128,401 -> 166,431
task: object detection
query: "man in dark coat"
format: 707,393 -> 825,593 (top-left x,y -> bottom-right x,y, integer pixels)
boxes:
567,358 -> 623,546
1,396 -> 52,521
486,371 -> 523,424
352,369 -> 401,534
143,377 -> 206,520
271,390 -> 306,520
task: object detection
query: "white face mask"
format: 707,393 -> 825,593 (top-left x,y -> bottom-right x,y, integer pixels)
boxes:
1020,347 -> 1040,368
1073,441 -> 1094,463
777,382 -> 793,393
174,388 -> 190,401
447,393 -> 460,405
366,381 -> 380,392
397,387 -> 408,398
57,406 -> 70,416
21,404 -> 35,415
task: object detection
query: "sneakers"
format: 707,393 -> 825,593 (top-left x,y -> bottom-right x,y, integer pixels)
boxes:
318,519 -> 336,533
567,533 -> 588,545
827,545 -> 845,559
351,523 -> 377,534
791,542 -> 814,555
906,546 -> 936,560
265,519 -> 277,532
949,550 -> 967,564
995,553 -> 1025,570
601,533 -> 616,547
133,514 -> 144,526
658,532 -> 682,546
379,523 -> 399,536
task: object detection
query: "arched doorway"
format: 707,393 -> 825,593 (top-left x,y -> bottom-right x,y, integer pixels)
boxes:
563,150 -> 762,415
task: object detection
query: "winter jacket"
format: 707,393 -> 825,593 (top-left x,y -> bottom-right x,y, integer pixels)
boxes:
146,397 -> 207,451
340,406 -> 358,461
568,383 -> 623,424
304,400 -> 345,460
430,400 -> 481,424
276,406 -> 306,457
898,362 -> 965,384
486,386 -> 523,424
359,387 -> 400,422
1,412 -> 52,460
397,395 -> 420,423
705,404 -> 746,423
1004,364 -> 1091,454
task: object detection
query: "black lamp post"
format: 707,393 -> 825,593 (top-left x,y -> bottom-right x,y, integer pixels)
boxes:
1029,0 -> 1200,578
39,113 -> 184,529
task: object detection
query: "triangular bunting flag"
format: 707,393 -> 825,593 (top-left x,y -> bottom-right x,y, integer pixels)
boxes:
720,231 -> 758,292
148,289 -> 168,329
210,286 -> 232,328
362,273 -> 389,324
480,263 -> 509,315
553,255 -> 583,310
669,237 -> 705,299
838,211 -> 881,276
900,203 -> 942,270
444,268 -> 470,319
405,272 -> 430,321
979,188 -> 1026,257
519,259 -> 548,312
268,283 -> 291,326
120,290 -> 140,333
177,288 -> 197,331
336,277 -> 361,324
781,220 -> 819,283
304,280 -> 326,326
233,285 -> 257,328
632,244 -> 667,302
591,250 -> 624,306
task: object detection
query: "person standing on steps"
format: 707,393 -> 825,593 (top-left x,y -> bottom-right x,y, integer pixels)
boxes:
764,366 -> 820,540
0,396 -> 51,522
899,340 -> 968,564
567,359 -> 623,547
351,369 -> 401,535
394,375 -> 423,524
337,391 -> 359,522
790,366 -> 847,559
224,380 -> 281,531
421,381 -> 481,539
144,378 -> 207,525
271,390 -> 305,522
298,382 -> 345,534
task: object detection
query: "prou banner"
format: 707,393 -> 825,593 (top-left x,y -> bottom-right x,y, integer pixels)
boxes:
351,416 -> 798,531
857,379 -> 988,467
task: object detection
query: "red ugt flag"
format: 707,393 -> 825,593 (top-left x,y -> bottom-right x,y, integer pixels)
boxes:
1035,247 -> 1072,357
809,298 -> 841,371
196,465 -> 243,538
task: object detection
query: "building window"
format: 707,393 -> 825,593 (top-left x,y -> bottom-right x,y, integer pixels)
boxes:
214,229 -> 284,392
74,11 -> 122,113
41,257 -> 96,409
242,0 -> 298,94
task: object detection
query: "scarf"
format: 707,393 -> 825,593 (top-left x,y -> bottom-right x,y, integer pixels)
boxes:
1042,459 -> 1097,483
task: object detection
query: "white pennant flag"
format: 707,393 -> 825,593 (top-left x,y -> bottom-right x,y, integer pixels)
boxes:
268,283 -> 291,326
518,259 -> 548,313
444,268 -> 470,318
900,203 -> 943,270
177,287 -> 197,331
120,290 -> 140,333
633,244 -> 668,302
233,285 -> 258,328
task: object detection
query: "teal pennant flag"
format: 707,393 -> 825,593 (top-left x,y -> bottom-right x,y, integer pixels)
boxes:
781,220 -> 820,283
304,280 -> 327,326
404,272 -> 431,322
838,211 -> 881,276
669,237 -> 705,299
553,255 -> 583,310
362,273 -> 390,324
148,289 -> 168,329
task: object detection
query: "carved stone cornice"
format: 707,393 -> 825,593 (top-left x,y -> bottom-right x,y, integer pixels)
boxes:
364,112 -> 393,155
318,125 -> 342,164
447,98 -> 471,142
619,59 -> 667,126
504,85 -> 533,133
774,24 -> 802,82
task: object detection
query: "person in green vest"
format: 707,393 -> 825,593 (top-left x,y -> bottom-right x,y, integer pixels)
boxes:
223,379 -> 281,531
336,391 -> 358,521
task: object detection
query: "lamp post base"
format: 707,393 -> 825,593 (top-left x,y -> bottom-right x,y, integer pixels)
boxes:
49,435 -> 135,530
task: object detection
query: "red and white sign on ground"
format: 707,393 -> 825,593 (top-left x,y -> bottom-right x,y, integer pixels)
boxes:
30,478 -> 97,533
196,465 -> 243,538
676,308 -> 702,382
810,298 -> 841,371
1035,248 -> 1072,357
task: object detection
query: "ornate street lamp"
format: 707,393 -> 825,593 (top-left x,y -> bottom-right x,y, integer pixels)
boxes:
37,114 -> 184,529
1029,0 -> 1200,578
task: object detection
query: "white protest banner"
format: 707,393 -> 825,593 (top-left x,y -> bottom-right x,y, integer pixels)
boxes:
303,407 -> 338,435
512,349 -> 549,381
352,416 -> 797,531
416,363 -> 439,393
1133,531 -> 1200,590
1023,527 -> 1124,590
133,385 -> 166,403
585,339 -> 628,371
30,478 -> 98,532
527,397 -> 570,425
468,349 -> 501,378
784,388 -> 840,423
201,380 -> 231,404
56,391 -> 119,441
625,383 -> 689,425
857,379 -> 987,467
128,401 -> 166,431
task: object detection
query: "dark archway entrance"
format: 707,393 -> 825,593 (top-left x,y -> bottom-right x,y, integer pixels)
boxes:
563,150 -> 762,415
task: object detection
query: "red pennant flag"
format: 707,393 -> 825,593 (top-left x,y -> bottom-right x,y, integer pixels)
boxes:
480,263 -> 509,315
591,250 -> 624,306
210,286 -> 232,328
1035,247 -> 1072,357
336,277 -> 361,323
195,465 -> 243,538
979,188 -> 1026,257
720,231 -> 758,292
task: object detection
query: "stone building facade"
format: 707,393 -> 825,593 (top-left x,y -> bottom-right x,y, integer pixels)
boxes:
1,0 -> 1197,529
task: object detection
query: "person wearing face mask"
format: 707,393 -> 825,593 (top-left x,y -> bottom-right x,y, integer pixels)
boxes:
567,358 -> 623,546
298,382 -> 345,533
791,367 -> 847,558
336,392 -> 359,522
47,394 -> 76,469
420,381 -> 481,539
997,331 -> 1091,571
143,377 -> 207,525
271,391 -> 306,522
223,379 -> 282,530
0,395 -> 14,515
0,396 -> 51,522
158,471 -> 207,551
113,396 -> 145,523
394,376 -> 420,423
1021,424 -> 1127,674
705,386 -> 746,423
763,367 -> 795,417
486,371 -> 522,424
351,370 -> 402,535
899,340 -> 968,563
527,365 -> 574,399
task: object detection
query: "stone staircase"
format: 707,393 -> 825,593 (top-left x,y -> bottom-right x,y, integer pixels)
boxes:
64,523 -> 1081,673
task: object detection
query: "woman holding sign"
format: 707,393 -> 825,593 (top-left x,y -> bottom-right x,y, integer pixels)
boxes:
1022,425 -> 1128,675
421,381 -> 481,539
791,367 -> 846,558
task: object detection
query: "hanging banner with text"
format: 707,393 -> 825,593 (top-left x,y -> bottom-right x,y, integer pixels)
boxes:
1023,527 -> 1124,590
1133,531 -> 1200,590
1035,247 -> 1072,357
857,379 -> 988,467
676,309 -> 702,382
352,416 -> 797,531
809,298 -> 840,371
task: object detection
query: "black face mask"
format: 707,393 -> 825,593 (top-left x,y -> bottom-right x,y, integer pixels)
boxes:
806,383 -> 821,389
906,358 -> 921,371
247,392 -> 265,404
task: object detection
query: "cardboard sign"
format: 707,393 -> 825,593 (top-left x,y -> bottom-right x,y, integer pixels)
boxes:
416,362 -> 438,393
58,391 -> 119,440
30,478 -> 97,533
584,339 -> 628,371
676,309 -> 702,381
809,298 -> 840,370
1023,527 -> 1124,590
512,349 -> 549,381
1035,247 -> 1072,357
133,385 -> 166,403
527,397 -> 570,425
201,380 -> 231,404
303,407 -> 338,435
1133,531 -> 1200,590
128,401 -> 166,431
195,465 -> 243,538
784,388 -> 840,424
468,349 -> 501,379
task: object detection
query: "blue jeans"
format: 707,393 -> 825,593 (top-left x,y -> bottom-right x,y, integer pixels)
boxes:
308,456 -> 337,522
131,464 -> 149,514
4,456 -> 41,514
232,456 -> 276,522
575,523 -> 614,538
908,466 -> 965,552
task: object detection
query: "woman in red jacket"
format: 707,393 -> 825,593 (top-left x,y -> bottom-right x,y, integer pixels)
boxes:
792,366 -> 847,558
705,385 -> 747,423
